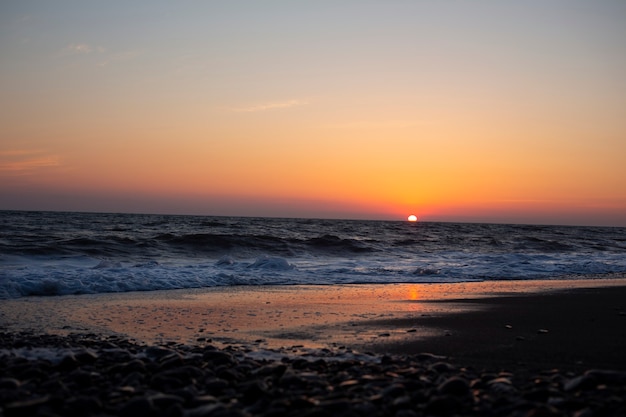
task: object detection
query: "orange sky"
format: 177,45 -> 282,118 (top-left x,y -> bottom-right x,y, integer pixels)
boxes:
1,2 -> 625,225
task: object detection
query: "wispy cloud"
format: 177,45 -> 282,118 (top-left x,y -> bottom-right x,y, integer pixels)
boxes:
0,150 -> 61,175
231,99 -> 308,113
60,42 -> 141,67
62,43 -> 105,56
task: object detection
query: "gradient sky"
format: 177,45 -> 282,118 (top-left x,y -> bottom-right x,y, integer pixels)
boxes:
1,1 -> 625,226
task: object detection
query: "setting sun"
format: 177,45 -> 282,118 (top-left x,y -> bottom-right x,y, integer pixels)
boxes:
407,215 -> 418,222
1,2 -> 625,226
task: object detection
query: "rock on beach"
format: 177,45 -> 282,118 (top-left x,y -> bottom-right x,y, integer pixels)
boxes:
1,331 -> 626,417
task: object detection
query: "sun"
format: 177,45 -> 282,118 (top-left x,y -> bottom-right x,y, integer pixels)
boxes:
407,214 -> 418,222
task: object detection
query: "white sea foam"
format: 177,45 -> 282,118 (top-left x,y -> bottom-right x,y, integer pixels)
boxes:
1,211 -> 625,299
247,256 -> 295,270
1,250 -> 625,299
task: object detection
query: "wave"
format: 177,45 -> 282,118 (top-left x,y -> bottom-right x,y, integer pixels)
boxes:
514,236 -> 575,252
2,211 -> 625,299
305,235 -> 376,253
2,250 -> 625,299
247,256 -> 295,270
156,233 -> 294,255
0,233 -> 380,267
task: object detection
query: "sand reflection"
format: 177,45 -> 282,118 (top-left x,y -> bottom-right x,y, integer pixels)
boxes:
3,279 -> 626,350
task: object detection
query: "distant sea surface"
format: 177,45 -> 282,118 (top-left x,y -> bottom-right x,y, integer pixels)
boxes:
1,211 -> 625,299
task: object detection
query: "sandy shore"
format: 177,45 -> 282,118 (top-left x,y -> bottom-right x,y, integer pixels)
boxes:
2,277 -> 626,372
2,277 -> 626,416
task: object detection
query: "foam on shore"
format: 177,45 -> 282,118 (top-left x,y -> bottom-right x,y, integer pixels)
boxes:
2,278 -> 625,359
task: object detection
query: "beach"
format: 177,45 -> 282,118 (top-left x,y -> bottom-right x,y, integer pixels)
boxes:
2,278 -> 626,415
3,278 -> 626,368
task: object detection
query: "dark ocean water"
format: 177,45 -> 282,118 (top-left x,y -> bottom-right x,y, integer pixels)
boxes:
1,211 -> 625,299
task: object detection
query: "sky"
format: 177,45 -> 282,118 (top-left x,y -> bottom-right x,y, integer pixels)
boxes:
1,1 -> 625,226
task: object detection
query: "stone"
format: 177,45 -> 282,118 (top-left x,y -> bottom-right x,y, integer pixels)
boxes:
564,375 -> 597,392
438,376 -> 470,396
149,393 -> 185,409
203,350 -> 235,366
4,395 -> 51,417
0,378 -> 21,390
63,395 -> 103,415
185,403 -> 227,417
429,362 -> 456,373
118,396 -> 156,417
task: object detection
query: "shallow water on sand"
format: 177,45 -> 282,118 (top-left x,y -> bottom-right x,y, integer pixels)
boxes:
2,279 -> 625,349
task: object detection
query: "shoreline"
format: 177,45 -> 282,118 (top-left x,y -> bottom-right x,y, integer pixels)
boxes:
2,277 -> 626,370
2,278 -> 626,416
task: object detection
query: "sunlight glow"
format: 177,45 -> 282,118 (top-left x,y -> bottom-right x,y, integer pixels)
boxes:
1,2 -> 625,225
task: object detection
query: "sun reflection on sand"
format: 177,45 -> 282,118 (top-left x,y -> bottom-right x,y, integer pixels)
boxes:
5,280 -> 626,349
407,286 -> 420,301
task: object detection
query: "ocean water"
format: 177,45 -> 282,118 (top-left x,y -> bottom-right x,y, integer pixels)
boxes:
1,211 -> 625,299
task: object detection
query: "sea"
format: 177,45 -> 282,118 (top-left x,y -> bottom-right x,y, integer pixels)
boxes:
1,211 -> 625,299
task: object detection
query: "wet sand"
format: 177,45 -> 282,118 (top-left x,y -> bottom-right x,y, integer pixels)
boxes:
2,277 -> 625,372
361,284 -> 626,373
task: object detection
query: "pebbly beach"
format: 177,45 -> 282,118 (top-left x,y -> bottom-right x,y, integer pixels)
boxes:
2,278 -> 626,416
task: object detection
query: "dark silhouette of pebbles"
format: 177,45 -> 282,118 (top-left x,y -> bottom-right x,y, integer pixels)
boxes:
1,331 -> 625,417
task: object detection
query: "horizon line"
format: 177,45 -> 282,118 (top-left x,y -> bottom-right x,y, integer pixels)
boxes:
1,208 -> 623,229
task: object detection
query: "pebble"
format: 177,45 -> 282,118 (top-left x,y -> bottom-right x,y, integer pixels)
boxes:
437,376 -> 470,396
1,331 -> 625,417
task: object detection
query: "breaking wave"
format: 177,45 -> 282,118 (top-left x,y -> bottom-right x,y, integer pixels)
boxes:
1,211 -> 625,299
